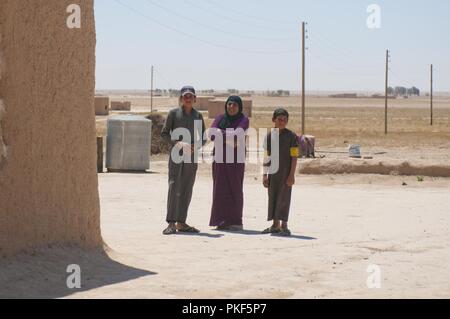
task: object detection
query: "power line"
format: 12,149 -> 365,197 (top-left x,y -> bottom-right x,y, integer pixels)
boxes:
385,49 -> 390,134
112,0 -> 298,55
388,69 -> 404,86
312,31 -> 359,59
301,22 -> 306,135
199,0 -> 300,26
150,65 -> 154,112
308,52 -> 352,74
143,0 -> 296,42
308,49 -> 380,77
307,36 -> 379,73
184,0 -> 295,32
299,24 -> 393,84
431,64 -> 434,126
153,68 -> 177,89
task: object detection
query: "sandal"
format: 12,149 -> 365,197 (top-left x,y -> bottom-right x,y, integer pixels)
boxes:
278,228 -> 292,237
177,225 -> 200,233
163,226 -> 177,235
262,226 -> 280,234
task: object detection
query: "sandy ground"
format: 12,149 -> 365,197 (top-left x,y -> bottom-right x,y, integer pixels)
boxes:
2,95 -> 448,299
56,165 -> 450,299
2,158 -> 449,299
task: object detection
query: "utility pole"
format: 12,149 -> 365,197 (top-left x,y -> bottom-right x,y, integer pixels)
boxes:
150,65 -> 154,113
430,64 -> 433,126
301,22 -> 306,136
384,50 -> 390,135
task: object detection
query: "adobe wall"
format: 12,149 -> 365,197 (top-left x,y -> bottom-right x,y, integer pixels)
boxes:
208,99 -> 253,119
0,0 -> 102,255
95,96 -> 110,115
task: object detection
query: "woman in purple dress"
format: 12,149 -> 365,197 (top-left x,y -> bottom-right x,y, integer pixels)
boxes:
209,96 -> 250,231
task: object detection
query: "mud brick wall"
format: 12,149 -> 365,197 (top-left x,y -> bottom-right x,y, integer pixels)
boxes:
194,96 -> 213,111
95,96 -> 110,115
0,0 -> 102,255
208,99 -> 253,119
110,101 -> 131,111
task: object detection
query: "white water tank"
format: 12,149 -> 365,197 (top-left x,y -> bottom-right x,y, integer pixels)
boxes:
106,115 -> 152,172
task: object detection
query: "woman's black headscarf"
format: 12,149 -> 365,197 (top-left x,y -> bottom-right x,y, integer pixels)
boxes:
218,95 -> 244,130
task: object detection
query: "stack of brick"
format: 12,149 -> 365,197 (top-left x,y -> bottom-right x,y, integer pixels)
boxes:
242,100 -> 253,118
110,101 -> 131,111
145,113 -> 172,155
207,99 -> 253,119
95,96 -> 110,115
194,96 -> 213,111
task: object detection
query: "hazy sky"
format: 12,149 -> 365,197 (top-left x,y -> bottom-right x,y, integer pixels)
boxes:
95,0 -> 450,92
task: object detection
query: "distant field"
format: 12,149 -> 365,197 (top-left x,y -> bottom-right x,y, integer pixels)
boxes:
103,94 -> 450,111
96,95 -> 450,164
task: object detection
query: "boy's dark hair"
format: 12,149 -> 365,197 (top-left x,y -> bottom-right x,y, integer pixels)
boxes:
273,108 -> 289,120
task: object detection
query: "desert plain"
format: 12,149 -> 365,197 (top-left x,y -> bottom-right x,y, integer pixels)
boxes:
1,94 -> 449,298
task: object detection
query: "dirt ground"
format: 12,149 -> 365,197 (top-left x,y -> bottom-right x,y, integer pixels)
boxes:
1,158 -> 449,299
94,165 -> 450,299
1,95 -> 448,299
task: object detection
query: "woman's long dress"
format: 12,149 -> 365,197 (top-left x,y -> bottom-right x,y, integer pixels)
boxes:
209,114 -> 249,227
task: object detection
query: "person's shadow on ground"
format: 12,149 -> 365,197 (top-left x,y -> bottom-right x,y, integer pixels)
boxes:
0,246 -> 155,299
213,229 -> 263,236
175,232 -> 224,238
213,229 -> 317,240
270,234 -> 317,240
